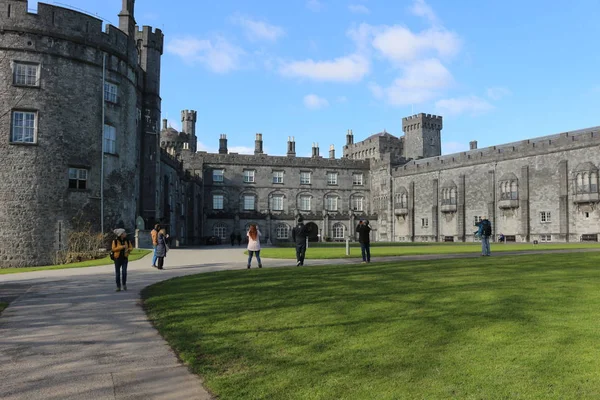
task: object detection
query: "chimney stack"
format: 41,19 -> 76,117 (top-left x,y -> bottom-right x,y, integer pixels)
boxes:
219,134 -> 228,154
329,144 -> 335,159
287,136 -> 296,157
255,133 -> 264,155
311,142 -> 320,158
346,129 -> 354,145
469,140 -> 477,150
162,119 -> 167,130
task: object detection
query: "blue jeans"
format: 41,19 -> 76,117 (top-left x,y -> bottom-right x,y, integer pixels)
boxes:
248,250 -> 262,266
481,236 -> 491,256
114,258 -> 128,288
152,245 -> 157,266
360,242 -> 371,262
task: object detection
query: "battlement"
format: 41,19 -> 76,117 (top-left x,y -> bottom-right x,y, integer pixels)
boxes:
402,113 -> 443,131
181,110 -> 197,122
393,126 -> 600,177
135,25 -> 164,54
402,113 -> 443,122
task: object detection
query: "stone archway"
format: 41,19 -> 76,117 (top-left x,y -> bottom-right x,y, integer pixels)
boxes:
305,222 -> 319,242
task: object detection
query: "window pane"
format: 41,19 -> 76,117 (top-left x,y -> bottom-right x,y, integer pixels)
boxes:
213,195 -> 224,210
243,195 -> 254,210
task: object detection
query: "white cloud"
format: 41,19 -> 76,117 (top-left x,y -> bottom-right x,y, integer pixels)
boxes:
307,0 -> 324,12
228,146 -> 256,154
410,0 -> 438,25
166,36 -> 245,74
349,4 -> 370,14
435,95 -> 494,116
486,87 -> 512,100
231,15 -> 285,42
442,141 -> 469,155
304,94 -> 330,110
370,58 -> 453,106
279,54 -> 369,82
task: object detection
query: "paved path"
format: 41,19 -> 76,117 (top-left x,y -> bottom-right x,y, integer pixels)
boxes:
1,246 -> 599,399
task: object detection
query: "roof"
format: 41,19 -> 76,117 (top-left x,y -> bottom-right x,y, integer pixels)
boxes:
364,131 -> 396,141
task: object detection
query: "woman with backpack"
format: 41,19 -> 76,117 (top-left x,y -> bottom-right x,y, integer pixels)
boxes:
112,228 -> 133,292
155,229 -> 169,270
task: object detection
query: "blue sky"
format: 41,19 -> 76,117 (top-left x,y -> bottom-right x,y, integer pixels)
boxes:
44,0 -> 599,156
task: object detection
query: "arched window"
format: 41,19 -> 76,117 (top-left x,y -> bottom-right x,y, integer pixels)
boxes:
276,223 -> 290,239
401,193 -> 408,208
510,181 -> 518,199
573,163 -> 598,194
213,222 -> 228,239
332,223 -> 345,239
499,173 -> 518,200
325,195 -> 339,211
591,172 -> 598,193
577,173 -> 585,193
351,195 -> 364,211
450,188 -> 456,204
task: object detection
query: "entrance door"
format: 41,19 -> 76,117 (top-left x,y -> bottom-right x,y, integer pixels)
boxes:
305,222 -> 319,242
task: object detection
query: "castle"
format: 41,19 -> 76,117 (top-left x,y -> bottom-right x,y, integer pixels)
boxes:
1,1 -> 599,267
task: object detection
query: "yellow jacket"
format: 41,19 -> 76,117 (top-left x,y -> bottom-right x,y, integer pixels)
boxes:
112,238 -> 133,259
151,229 -> 158,246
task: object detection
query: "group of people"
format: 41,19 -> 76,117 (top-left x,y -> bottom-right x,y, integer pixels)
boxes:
229,232 -> 243,246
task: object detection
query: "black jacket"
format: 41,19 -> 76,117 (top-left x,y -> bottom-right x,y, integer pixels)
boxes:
292,223 -> 309,245
356,223 -> 371,244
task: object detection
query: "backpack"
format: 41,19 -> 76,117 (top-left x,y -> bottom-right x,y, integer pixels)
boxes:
109,239 -> 129,260
482,220 -> 492,236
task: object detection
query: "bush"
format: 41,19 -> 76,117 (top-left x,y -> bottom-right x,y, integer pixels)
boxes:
54,222 -> 107,265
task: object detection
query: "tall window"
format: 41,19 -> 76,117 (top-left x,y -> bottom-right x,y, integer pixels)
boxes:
243,195 -> 255,210
500,180 -> 518,200
273,171 -> 284,184
576,172 -> 598,194
13,62 -> 39,86
326,195 -> 338,211
327,172 -> 338,185
540,211 -> 551,223
213,194 -> 224,210
271,195 -> 284,211
68,168 -> 88,189
351,196 -> 364,211
332,223 -> 345,239
213,169 -> 224,182
421,218 -> 429,228
400,193 -> 408,208
276,223 -> 289,239
353,173 -> 363,185
104,82 -> 118,103
11,111 -> 36,143
441,188 -> 457,205
103,124 -> 116,154
213,223 -> 227,239
300,195 -> 311,211
300,171 -> 311,185
243,170 -> 255,183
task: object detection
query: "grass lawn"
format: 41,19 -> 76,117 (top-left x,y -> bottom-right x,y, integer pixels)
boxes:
0,302 -> 7,314
143,252 -> 600,399
0,249 -> 152,274
259,242 -> 600,259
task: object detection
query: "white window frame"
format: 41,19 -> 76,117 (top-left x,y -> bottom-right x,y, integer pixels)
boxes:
103,124 -> 116,154
422,218 -> 429,228
104,82 -> 118,103
326,196 -> 338,211
243,170 -> 255,183
213,169 -> 224,182
213,223 -> 227,239
300,195 -> 311,211
352,196 -> 364,211
273,171 -> 284,184
474,216 -> 482,226
11,110 -> 37,143
243,195 -> 255,211
276,224 -> 289,239
68,167 -> 88,190
13,62 -> 39,86
333,223 -> 345,239
327,172 -> 338,185
213,194 -> 224,210
300,171 -> 311,185
271,195 -> 284,211
353,173 -> 363,185
540,211 -> 551,223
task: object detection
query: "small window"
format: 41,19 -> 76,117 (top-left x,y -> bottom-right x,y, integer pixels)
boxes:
352,196 -> 364,211
103,124 -> 116,154
300,195 -> 311,211
333,223 -> 345,239
13,62 -> 39,86
300,171 -> 311,185
213,169 -> 224,182
474,216 -> 482,226
68,168 -> 88,190
243,195 -> 255,211
243,170 -> 255,183
422,218 -> 429,228
585,212 -> 590,219
327,172 -> 338,185
353,173 -> 363,185
271,195 -> 284,211
540,211 -> 551,223
213,194 -> 224,210
213,223 -> 227,239
326,196 -> 338,211
276,223 -> 289,239
273,171 -> 284,184
104,82 -> 118,103
11,111 -> 36,143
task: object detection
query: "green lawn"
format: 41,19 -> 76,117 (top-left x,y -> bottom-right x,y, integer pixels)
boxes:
0,302 -> 7,314
143,253 -> 600,399
0,249 -> 152,274
259,242 -> 600,259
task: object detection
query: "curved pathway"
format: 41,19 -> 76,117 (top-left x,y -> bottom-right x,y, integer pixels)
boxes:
1,246 -> 598,399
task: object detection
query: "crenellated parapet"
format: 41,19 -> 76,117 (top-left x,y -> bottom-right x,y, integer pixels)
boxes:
135,25 -> 164,54
402,113 -> 443,132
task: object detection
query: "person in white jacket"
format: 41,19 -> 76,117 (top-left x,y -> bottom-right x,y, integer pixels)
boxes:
246,224 -> 262,269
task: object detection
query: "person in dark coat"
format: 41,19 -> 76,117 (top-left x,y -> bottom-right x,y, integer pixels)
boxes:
236,232 -> 242,246
355,219 -> 372,263
292,215 -> 309,266
155,229 -> 168,269
230,232 -> 235,247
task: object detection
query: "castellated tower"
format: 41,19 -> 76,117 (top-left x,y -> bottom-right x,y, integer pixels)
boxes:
181,110 -> 197,153
402,113 -> 443,160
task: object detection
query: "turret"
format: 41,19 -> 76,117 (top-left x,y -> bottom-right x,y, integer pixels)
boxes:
118,0 -> 136,37
287,136 -> 296,157
181,110 -> 197,152
402,113 -> 442,160
219,134 -> 228,154
255,133 -> 264,155
346,129 -> 354,145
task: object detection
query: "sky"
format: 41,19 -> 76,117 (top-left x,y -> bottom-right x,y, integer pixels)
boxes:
38,0 -> 600,156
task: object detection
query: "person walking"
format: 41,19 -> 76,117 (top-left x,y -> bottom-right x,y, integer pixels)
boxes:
150,224 -> 159,268
478,216 -> 492,256
230,232 -> 236,247
236,232 -> 242,246
292,215 -> 309,266
155,229 -> 169,269
112,228 -> 133,292
246,224 -> 262,269
356,219 -> 372,263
